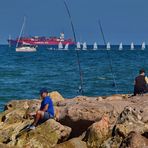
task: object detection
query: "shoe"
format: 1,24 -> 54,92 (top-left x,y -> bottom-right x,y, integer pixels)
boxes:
29,125 -> 36,130
26,124 -> 31,129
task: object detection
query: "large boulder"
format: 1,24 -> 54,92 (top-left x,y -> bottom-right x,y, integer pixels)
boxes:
83,115 -> 110,147
101,136 -> 123,148
57,96 -> 114,137
56,95 -> 135,137
0,104 -> 33,145
15,119 -> 71,148
49,91 -> 64,104
4,99 -> 40,111
113,106 -> 148,139
0,97 -> 71,147
120,131 -> 148,148
0,118 -> 32,145
55,138 -> 87,148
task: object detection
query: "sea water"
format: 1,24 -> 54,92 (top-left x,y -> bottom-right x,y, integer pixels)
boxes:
0,45 -> 148,111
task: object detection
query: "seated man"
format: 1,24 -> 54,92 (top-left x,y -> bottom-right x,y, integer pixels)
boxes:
29,88 -> 54,130
134,69 -> 148,96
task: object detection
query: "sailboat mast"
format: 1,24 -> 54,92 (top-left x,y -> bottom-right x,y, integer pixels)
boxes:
16,16 -> 26,48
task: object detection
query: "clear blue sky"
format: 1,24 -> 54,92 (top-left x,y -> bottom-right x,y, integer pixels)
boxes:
0,0 -> 148,44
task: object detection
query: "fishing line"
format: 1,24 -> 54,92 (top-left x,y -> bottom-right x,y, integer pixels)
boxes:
63,0 -> 84,95
98,20 -> 118,94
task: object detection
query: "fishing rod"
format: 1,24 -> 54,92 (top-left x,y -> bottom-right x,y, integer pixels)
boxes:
98,20 -> 118,94
63,0 -> 84,95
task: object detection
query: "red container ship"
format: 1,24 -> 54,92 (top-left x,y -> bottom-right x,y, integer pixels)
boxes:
8,33 -> 75,46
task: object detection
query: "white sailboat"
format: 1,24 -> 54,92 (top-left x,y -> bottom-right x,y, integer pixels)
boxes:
64,43 -> 69,50
82,42 -> 87,50
16,17 -> 36,52
107,42 -> 111,50
76,42 -> 81,49
8,35 -> 11,48
119,42 -> 123,50
58,42 -> 63,49
131,42 -> 134,50
141,42 -> 146,50
93,42 -> 98,50
16,45 -> 36,52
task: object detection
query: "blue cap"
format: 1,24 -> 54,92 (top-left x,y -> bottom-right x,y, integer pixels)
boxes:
40,88 -> 48,95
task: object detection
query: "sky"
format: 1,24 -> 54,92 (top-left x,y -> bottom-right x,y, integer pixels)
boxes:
0,0 -> 148,44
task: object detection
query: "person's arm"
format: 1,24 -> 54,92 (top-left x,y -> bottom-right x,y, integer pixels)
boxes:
42,104 -> 49,112
145,76 -> 148,84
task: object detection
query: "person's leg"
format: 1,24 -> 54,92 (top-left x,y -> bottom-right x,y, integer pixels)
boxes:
134,86 -> 137,96
32,110 -> 44,126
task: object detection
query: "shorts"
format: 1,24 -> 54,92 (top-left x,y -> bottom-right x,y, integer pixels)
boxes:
43,112 -> 50,121
38,112 -> 51,125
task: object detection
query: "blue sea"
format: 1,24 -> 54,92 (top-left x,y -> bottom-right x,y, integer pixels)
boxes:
0,45 -> 148,111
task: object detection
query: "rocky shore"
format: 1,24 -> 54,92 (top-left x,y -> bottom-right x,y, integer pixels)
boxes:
0,91 -> 148,148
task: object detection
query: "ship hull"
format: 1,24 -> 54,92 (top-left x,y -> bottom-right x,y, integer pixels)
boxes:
8,39 -> 75,46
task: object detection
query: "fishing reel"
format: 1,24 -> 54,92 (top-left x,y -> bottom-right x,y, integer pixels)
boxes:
78,85 -> 83,95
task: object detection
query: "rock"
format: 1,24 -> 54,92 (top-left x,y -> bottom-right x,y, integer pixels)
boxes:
24,100 -> 41,119
56,95 -> 136,137
4,100 -> 29,111
4,99 -> 41,111
106,95 -> 123,101
142,113 -> 148,123
106,100 -> 134,115
114,106 -> 148,138
49,91 -> 64,104
83,115 -> 110,147
0,119 -> 32,145
0,100 -> 35,145
2,100 -> 41,121
0,143 -> 12,148
0,110 -> 71,148
120,131 -> 148,148
55,138 -> 87,148
58,98 -> 114,137
1,94 -> 148,147
1,108 -> 26,124
0,98 -> 72,147
15,119 -> 71,148
101,136 -> 123,148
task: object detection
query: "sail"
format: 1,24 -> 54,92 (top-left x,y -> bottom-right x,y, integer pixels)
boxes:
58,42 -> 63,49
142,42 -> 145,50
83,42 -> 87,50
93,42 -> 98,50
8,35 -> 11,47
60,32 -> 64,41
107,42 -> 111,50
77,42 -> 81,49
131,42 -> 134,50
64,43 -> 69,50
119,42 -> 123,50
